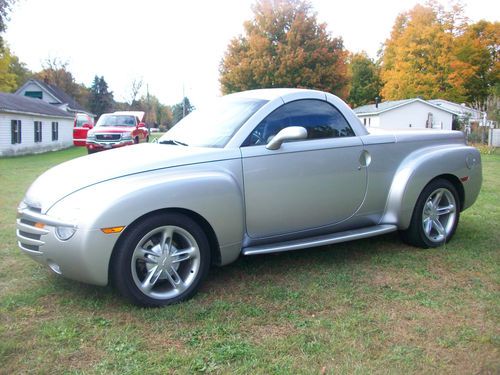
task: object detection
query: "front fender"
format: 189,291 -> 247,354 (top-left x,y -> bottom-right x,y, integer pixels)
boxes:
48,160 -> 245,284
382,145 -> 482,229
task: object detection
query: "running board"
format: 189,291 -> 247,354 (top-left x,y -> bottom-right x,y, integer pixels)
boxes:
242,224 -> 398,256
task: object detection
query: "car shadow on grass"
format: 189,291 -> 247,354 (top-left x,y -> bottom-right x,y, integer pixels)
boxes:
23,231 -> 459,310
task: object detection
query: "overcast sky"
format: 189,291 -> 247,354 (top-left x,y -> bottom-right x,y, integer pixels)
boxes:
4,0 -> 499,107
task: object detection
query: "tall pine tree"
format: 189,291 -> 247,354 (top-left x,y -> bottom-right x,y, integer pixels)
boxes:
89,75 -> 114,117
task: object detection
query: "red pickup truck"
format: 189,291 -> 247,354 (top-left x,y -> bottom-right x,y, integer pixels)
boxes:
86,111 -> 149,154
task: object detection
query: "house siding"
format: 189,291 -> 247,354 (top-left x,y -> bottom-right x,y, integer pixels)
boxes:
0,113 -> 73,156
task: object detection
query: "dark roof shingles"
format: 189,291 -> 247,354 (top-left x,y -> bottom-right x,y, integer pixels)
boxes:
0,92 -> 74,118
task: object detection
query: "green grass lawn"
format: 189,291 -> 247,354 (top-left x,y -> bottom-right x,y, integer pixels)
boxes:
1,148 -> 498,374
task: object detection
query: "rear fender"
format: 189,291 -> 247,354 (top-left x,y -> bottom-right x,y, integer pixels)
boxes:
382,145 -> 481,229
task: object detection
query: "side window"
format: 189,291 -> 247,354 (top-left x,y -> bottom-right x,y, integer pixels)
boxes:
244,99 -> 354,146
286,100 -> 355,139
243,103 -> 291,146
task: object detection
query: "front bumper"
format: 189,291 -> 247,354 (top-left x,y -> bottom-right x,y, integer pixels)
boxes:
16,205 -> 120,286
86,139 -> 134,151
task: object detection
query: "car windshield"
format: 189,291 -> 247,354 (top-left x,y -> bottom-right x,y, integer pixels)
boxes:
96,115 -> 136,127
159,96 -> 268,148
75,115 -> 89,127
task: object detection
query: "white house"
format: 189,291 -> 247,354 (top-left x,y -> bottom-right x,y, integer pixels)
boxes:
353,98 -> 456,131
428,99 -> 485,124
15,79 -> 94,118
0,93 -> 74,156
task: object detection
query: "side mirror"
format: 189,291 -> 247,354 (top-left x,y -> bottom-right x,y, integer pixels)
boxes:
83,123 -> 93,129
138,122 -> 146,128
266,126 -> 308,150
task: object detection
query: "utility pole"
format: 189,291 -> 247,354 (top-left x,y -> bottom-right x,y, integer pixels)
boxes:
147,84 -> 150,124
182,83 -> 186,119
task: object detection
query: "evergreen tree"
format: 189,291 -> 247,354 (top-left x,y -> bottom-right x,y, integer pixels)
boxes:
89,75 -> 114,117
172,97 -> 194,126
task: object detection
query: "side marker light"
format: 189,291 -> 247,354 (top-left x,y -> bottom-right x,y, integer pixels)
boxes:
101,226 -> 125,234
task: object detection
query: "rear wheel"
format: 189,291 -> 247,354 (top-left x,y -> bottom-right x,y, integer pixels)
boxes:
111,213 -> 211,307
401,179 -> 460,248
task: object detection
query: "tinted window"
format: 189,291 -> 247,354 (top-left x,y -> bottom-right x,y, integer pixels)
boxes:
244,99 -> 354,146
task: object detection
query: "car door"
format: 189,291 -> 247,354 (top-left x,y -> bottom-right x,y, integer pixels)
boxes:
73,114 -> 93,146
240,99 -> 367,238
135,117 -> 148,142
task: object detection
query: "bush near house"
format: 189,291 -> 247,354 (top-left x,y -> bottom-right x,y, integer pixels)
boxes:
0,148 -> 498,373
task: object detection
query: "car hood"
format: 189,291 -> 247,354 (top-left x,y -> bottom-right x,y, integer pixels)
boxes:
90,126 -> 135,133
24,144 -> 239,213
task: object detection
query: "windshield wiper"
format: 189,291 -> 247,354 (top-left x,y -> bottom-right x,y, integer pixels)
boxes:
159,139 -> 189,146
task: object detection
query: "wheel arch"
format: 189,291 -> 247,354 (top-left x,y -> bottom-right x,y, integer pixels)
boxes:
381,146 -> 471,230
437,174 -> 464,211
108,207 -> 222,284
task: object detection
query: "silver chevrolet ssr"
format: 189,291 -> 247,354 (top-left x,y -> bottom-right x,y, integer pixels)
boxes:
17,89 -> 482,306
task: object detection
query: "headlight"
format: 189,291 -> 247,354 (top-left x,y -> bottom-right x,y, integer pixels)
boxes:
121,132 -> 132,140
55,226 -> 77,241
87,133 -> 95,140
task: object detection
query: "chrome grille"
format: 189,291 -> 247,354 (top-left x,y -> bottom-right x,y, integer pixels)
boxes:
16,209 -> 49,254
95,133 -> 121,141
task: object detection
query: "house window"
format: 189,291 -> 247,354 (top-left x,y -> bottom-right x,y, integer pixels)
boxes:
51,122 -> 59,141
25,91 -> 43,99
363,118 -> 366,125
426,113 -> 434,128
34,121 -> 42,143
11,120 -> 22,144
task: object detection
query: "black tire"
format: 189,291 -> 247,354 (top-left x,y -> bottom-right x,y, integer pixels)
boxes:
87,148 -> 96,154
134,137 -> 139,144
401,178 -> 460,248
146,135 -> 149,143
111,213 -> 211,307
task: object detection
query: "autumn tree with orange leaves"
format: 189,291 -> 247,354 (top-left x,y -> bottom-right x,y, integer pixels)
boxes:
380,4 -> 461,101
219,0 -> 349,99
381,2 -> 499,111
451,20 -> 499,108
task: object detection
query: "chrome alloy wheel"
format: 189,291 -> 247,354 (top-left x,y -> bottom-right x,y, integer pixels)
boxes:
421,188 -> 457,243
131,225 -> 201,300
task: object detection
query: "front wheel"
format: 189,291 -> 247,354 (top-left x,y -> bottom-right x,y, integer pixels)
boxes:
111,213 -> 211,307
401,179 -> 460,248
